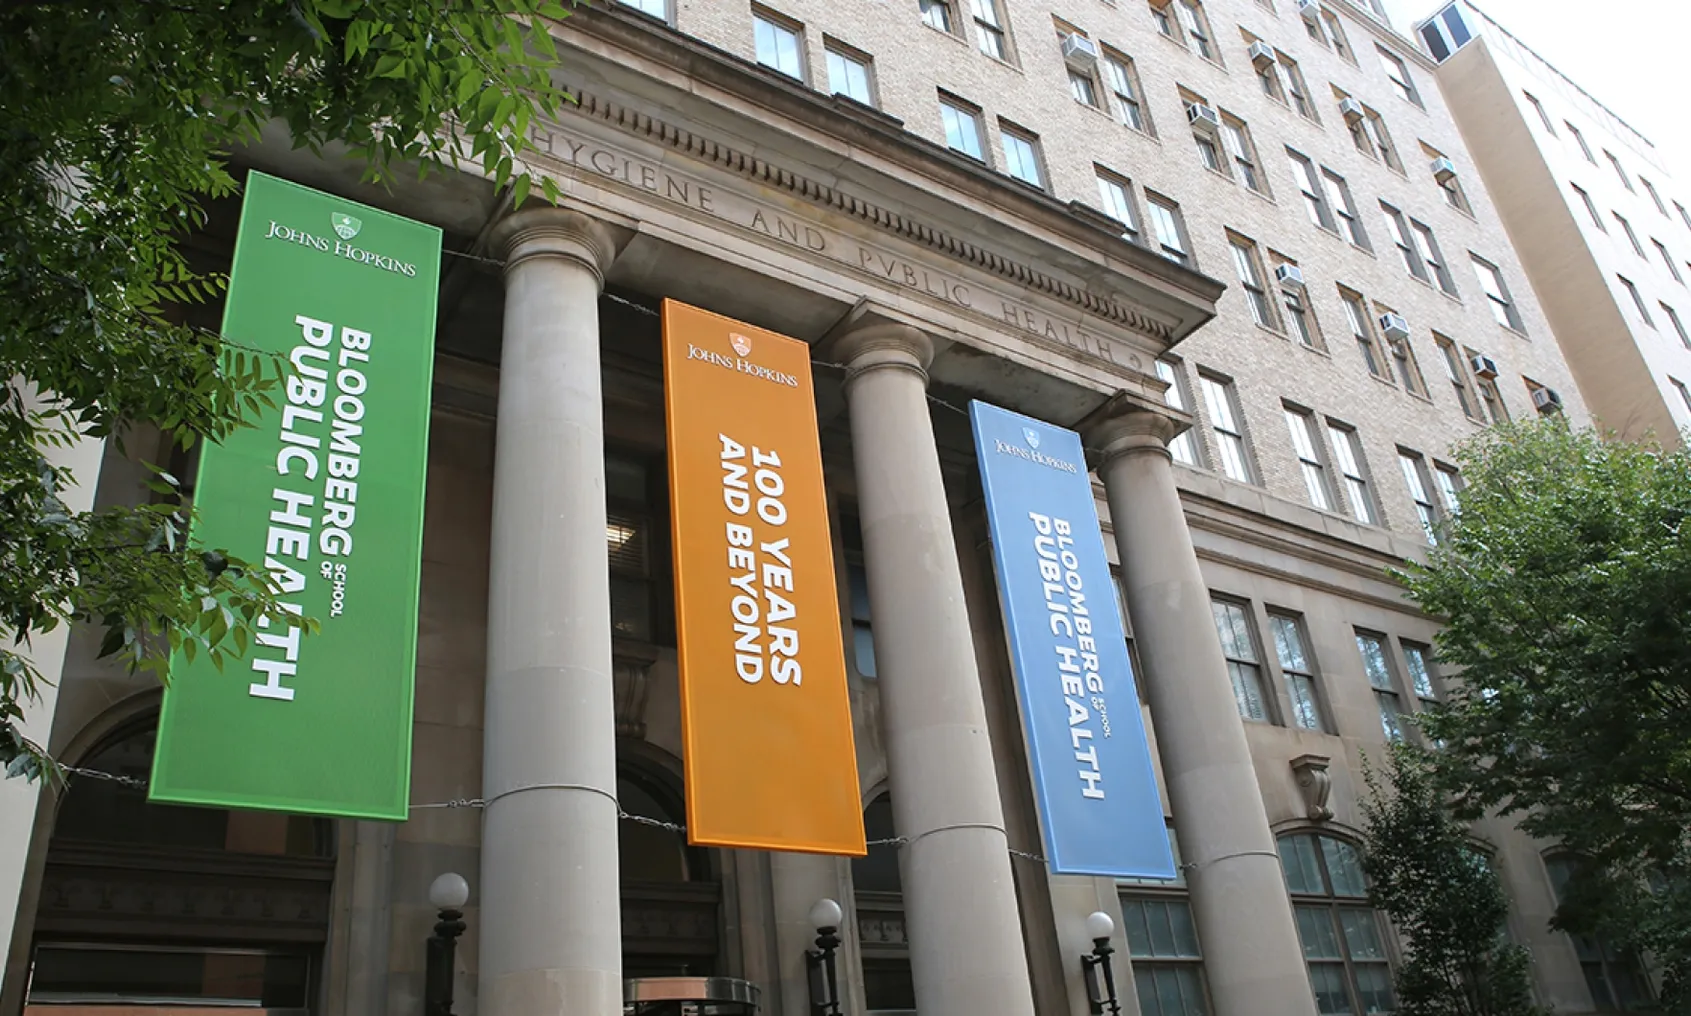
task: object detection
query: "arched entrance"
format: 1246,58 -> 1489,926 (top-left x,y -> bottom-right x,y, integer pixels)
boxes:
21,719 -> 334,1014
618,753 -> 720,978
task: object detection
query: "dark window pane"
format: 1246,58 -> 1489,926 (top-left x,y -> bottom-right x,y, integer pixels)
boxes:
29,945 -> 310,1008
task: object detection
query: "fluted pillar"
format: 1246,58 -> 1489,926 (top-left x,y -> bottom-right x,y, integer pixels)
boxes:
836,323 -> 1036,1016
1084,394 -> 1316,1016
479,207 -> 622,1015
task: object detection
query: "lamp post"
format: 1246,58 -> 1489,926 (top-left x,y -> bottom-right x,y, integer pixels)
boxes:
1079,910 -> 1122,1016
804,897 -> 844,1016
424,872 -> 469,1016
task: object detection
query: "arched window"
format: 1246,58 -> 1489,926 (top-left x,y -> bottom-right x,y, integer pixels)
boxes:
25,720 -> 334,1012
1277,832 -> 1394,1015
853,793 -> 913,1014
1543,854 -> 1655,1010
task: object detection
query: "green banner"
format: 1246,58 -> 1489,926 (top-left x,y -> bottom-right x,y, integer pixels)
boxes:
149,172 -> 440,820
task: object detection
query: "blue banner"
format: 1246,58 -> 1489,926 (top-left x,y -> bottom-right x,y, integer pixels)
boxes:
970,400 -> 1175,879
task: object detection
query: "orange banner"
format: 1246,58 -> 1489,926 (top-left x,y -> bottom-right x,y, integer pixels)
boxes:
662,300 -> 866,855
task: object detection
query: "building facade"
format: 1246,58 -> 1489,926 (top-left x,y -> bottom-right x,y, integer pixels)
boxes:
0,0 -> 1645,1015
1418,0 -> 1691,446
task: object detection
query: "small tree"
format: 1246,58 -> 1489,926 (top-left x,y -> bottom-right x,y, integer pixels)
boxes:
1360,743 -> 1543,1016
1400,420 -> 1691,1008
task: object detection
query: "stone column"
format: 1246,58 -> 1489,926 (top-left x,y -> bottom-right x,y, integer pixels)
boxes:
836,323 -> 1036,1016
479,208 -> 622,1016
1084,395 -> 1316,1016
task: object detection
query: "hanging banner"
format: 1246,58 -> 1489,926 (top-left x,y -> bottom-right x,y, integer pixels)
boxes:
970,401 -> 1174,878
663,300 -> 865,855
150,171 -> 440,820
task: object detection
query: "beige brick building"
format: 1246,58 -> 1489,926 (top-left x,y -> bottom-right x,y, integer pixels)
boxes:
0,1 -> 1644,1015
1418,0 -> 1691,447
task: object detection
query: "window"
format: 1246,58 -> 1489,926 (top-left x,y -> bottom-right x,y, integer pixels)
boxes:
1320,10 -> 1352,62
920,0 -> 953,32
1401,640 -> 1439,706
970,0 -> 1008,59
1120,827 -> 1211,1016
1472,256 -> 1525,331
753,11 -> 805,79
1280,833 -> 1395,1014
1096,169 -> 1141,239
1194,129 -> 1224,174
1572,183 -> 1605,231
1212,599 -> 1270,721
1103,51 -> 1149,132
1468,348 -> 1510,423
843,513 -> 877,678
1357,630 -> 1408,740
1070,69 -> 1100,107
1285,405 -> 1334,511
1399,450 -> 1439,543
1289,150 -> 1333,231
1663,303 -> 1691,349
1433,162 -> 1468,212
1326,421 -> 1376,525
1323,170 -> 1368,249
1674,377 -> 1691,417
1566,121 -> 1596,163
1150,0 -> 1174,38
1257,52 -> 1284,102
1431,464 -> 1461,518
1655,240 -> 1684,284
1279,55 -> 1315,119
1148,194 -> 1191,265
1678,200 -> 1691,232
1543,855 -> 1657,1011
1415,221 -> 1456,294
1523,90 -> 1555,134
1364,110 -> 1400,172
1341,290 -> 1387,380
1614,212 -> 1646,258
1436,336 -> 1482,421
938,95 -> 985,160
1276,262 -> 1322,349
1604,149 -> 1634,192
825,44 -> 874,105
1387,329 -> 1427,396
1642,176 -> 1668,217
1377,46 -> 1420,106
606,452 -> 656,641
1618,275 -> 1654,327
1199,373 -> 1252,482
1221,117 -> 1264,193
1270,613 -> 1327,731
999,122 -> 1044,188
1174,0 -> 1214,60
1155,359 -> 1202,466
1232,235 -> 1277,329
617,0 -> 667,19
1381,203 -> 1425,282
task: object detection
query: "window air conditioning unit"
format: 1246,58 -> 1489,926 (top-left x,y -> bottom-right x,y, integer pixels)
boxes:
1533,387 -> 1564,413
1469,354 -> 1499,379
1248,41 -> 1276,68
1297,0 -> 1324,24
1430,156 -> 1458,183
1275,264 -> 1306,288
1187,102 -> 1222,134
1062,34 -> 1099,71
1378,312 -> 1410,341
1338,97 -> 1366,124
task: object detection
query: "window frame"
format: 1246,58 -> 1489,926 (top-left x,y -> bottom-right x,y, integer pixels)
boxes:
969,0 -> 1010,60
1618,274 -> 1655,328
1095,168 -> 1142,241
1566,121 -> 1597,164
1284,403 -> 1335,512
1322,169 -> 1369,249
1341,288 -> 1387,381
1220,115 -> 1265,194
824,40 -> 876,106
1604,149 -> 1635,193
998,119 -> 1047,190
1615,212 -> 1647,259
1231,233 -> 1278,330
1289,149 -> 1334,231
1101,48 -> 1151,133
1119,824 -> 1213,1016
1147,193 -> 1194,266
1572,182 -> 1605,231
1376,45 -> 1421,107
1662,302 -> 1691,349
1471,255 -> 1526,332
919,0 -> 955,33
1155,357 -> 1204,467
1326,419 -> 1377,525
1435,335 -> 1483,422
1280,832 -> 1396,1014
1211,597 -> 1275,723
1356,628 -> 1410,740
752,8 -> 808,81
1398,449 -> 1441,544
1198,371 -> 1253,484
937,93 -> 986,162
1654,239 -> 1684,285
1268,611 -> 1329,732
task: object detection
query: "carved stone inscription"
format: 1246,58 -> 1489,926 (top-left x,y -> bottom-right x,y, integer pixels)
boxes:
530,124 -> 1145,374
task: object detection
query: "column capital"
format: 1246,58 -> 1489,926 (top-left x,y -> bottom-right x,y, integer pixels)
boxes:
488,206 -> 617,287
831,323 -> 934,389
1079,390 -> 1194,469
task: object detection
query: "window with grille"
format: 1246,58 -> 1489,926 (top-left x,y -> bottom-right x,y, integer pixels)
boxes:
1211,599 -> 1270,722
1271,612 -> 1327,731
1279,833 -> 1396,1015
1325,422 -> 1375,525
1199,373 -> 1250,482
1356,630 -> 1407,741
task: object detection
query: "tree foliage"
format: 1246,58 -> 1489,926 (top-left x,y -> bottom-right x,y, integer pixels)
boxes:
1400,420 -> 1691,1009
1360,743 -> 1543,1016
0,0 -> 572,779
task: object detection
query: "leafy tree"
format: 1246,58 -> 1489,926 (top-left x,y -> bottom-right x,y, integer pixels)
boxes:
1401,420 -> 1691,1009
1359,743 -> 1543,1016
1,0 -> 571,780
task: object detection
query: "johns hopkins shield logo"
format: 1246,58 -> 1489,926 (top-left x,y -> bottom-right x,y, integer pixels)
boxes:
1023,427 -> 1041,449
331,212 -> 362,241
730,333 -> 753,357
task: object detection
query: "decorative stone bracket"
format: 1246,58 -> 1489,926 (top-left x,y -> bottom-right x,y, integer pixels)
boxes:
1290,753 -> 1334,823
613,640 -> 661,740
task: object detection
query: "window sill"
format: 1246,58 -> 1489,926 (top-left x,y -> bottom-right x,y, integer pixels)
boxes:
1202,166 -> 1236,185
1254,323 -> 1287,340
1244,185 -> 1276,205
922,21 -> 970,46
1124,123 -> 1161,144
1297,342 -> 1332,359
1437,288 -> 1464,307
1367,373 -> 1400,391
